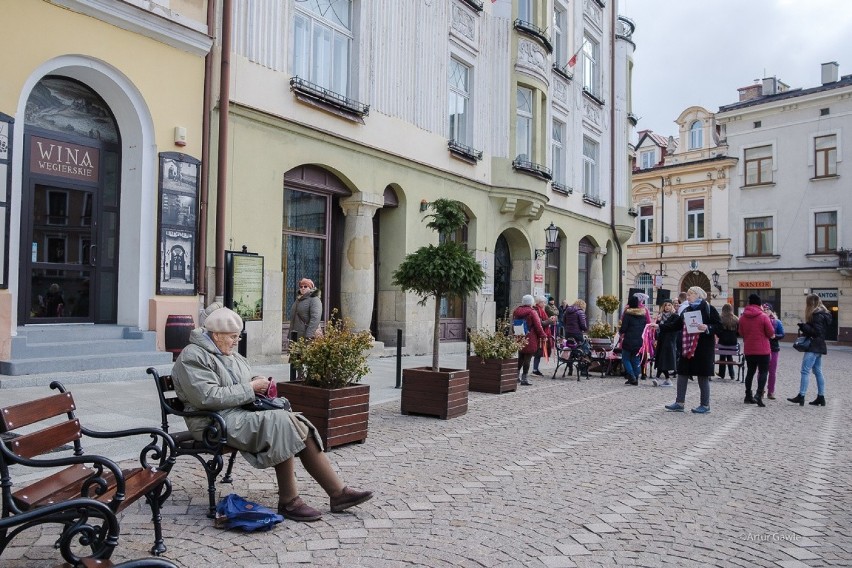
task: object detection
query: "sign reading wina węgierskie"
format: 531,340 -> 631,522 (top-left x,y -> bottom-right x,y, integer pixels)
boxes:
29,135 -> 100,183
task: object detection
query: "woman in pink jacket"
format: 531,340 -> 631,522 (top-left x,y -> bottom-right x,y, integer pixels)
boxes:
513,294 -> 547,385
737,294 -> 775,407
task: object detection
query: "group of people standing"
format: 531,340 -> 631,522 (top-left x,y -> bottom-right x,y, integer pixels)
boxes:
612,288 -> 831,414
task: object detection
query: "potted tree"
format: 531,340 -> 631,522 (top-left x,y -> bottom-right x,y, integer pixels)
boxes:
467,316 -> 527,394
279,310 -> 373,450
392,199 -> 486,419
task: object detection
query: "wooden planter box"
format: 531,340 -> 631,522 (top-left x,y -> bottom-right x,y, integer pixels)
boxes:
466,356 -> 518,394
276,382 -> 369,451
400,367 -> 468,419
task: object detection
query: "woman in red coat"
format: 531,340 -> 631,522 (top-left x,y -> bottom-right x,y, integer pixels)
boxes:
513,294 -> 546,385
737,293 -> 775,407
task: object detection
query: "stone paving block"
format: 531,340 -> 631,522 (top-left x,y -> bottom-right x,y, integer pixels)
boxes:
555,543 -> 593,556
583,523 -> 618,534
570,532 -> 603,544
780,547 -> 822,560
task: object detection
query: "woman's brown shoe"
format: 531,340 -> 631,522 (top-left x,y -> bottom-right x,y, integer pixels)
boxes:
278,496 -> 322,522
330,487 -> 373,513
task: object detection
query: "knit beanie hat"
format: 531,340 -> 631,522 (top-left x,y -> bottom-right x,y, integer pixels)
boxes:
203,307 -> 243,333
748,293 -> 762,306
522,294 -> 534,306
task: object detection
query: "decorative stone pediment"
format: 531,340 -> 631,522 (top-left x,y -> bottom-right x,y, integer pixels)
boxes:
451,3 -> 478,48
517,39 -> 549,85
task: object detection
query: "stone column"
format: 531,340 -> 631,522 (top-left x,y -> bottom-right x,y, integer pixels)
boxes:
588,247 -> 606,323
339,192 -> 384,332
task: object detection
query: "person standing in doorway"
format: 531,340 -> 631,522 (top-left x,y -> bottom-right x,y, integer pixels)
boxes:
738,294 -> 775,407
289,278 -> 323,341
788,294 -> 832,407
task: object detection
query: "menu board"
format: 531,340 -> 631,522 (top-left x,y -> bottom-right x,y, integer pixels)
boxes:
225,251 -> 264,321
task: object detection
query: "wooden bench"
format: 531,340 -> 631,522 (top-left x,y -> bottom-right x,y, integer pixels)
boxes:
147,367 -> 239,518
715,343 -> 744,381
0,382 -> 175,566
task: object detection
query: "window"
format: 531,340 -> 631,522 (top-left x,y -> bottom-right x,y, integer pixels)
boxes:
449,58 -> 471,145
815,211 -> 837,253
686,199 -> 704,240
293,0 -> 352,96
518,0 -> 532,22
744,216 -> 773,256
689,121 -> 702,150
640,149 -> 655,169
552,5 -> 566,66
582,137 -> 599,198
636,273 -> 654,305
552,119 -> 565,185
516,86 -> 533,161
582,36 -> 600,98
638,205 -> 653,243
744,145 -> 773,185
814,134 -> 837,178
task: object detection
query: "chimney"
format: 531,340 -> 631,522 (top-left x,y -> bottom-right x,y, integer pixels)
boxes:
738,84 -> 762,102
762,77 -> 777,96
821,61 -> 839,84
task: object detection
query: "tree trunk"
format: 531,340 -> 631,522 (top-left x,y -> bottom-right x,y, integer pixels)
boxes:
432,293 -> 441,371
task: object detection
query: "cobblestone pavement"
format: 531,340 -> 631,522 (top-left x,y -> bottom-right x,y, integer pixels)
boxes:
3,344 -> 851,567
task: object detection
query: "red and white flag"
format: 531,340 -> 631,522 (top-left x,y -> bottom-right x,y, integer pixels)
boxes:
566,42 -> 585,68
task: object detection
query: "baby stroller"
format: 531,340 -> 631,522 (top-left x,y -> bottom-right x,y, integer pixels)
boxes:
552,337 -> 593,380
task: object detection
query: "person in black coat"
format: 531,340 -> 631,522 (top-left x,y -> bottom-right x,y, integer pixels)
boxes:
788,293 -> 832,406
619,295 -> 647,385
656,286 -> 720,414
652,299 -> 678,386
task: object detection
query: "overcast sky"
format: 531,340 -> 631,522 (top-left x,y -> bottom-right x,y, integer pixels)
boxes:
619,0 -> 852,139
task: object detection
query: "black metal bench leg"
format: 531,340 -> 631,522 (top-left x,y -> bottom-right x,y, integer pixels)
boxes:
203,455 -> 225,518
221,451 -> 237,483
146,479 -> 172,556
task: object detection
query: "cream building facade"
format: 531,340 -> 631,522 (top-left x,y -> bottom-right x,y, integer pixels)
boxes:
0,0 -> 637,375
628,107 -> 737,307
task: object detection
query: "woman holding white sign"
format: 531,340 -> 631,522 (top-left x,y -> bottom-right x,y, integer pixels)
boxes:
655,286 -> 720,414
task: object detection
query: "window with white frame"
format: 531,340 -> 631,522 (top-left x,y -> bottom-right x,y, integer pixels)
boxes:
518,0 -> 533,22
744,145 -> 773,185
293,0 -> 353,96
640,149 -> 655,169
814,134 -> 837,178
744,216 -> 773,256
638,205 -> 653,243
686,198 -> 704,240
689,120 -> 703,150
552,119 -> 565,185
553,5 -> 566,67
516,86 -> 533,161
449,58 -> 471,146
636,273 -> 654,304
582,36 -> 600,98
815,211 -> 837,253
582,137 -> 599,198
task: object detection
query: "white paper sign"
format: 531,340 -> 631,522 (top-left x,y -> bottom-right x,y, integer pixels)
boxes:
683,311 -> 703,334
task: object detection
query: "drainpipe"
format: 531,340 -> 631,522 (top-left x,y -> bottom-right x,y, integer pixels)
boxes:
609,6 -> 623,301
215,0 -> 233,299
659,176 -> 665,274
197,0 -> 217,300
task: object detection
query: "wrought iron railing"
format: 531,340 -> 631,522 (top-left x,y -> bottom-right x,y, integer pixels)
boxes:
513,19 -> 553,53
837,248 -> 852,269
289,77 -> 370,117
448,140 -> 483,162
512,158 -> 552,180
461,0 -> 484,11
551,181 -> 572,195
583,193 -> 606,207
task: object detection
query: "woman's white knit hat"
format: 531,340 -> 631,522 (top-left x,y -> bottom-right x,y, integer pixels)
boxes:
522,294 -> 534,306
203,307 -> 243,333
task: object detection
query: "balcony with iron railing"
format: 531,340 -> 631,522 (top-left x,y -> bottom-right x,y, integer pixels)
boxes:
837,248 -> 852,275
512,158 -> 552,181
289,77 -> 370,120
448,140 -> 483,163
513,19 -> 553,53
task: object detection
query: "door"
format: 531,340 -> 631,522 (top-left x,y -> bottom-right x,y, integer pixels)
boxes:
24,182 -> 97,321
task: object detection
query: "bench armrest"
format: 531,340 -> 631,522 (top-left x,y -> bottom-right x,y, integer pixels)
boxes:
79,425 -> 176,471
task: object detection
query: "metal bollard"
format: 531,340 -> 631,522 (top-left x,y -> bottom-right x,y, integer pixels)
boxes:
289,332 -> 298,382
395,329 -> 402,389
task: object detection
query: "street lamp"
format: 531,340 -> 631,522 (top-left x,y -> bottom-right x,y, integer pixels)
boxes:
712,270 -> 722,292
535,222 -> 560,259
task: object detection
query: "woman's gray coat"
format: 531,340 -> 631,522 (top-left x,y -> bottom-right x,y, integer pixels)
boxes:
289,289 -> 322,340
172,329 -> 322,468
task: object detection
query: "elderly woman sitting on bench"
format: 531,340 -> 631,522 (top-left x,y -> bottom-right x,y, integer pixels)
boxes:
171,306 -> 372,522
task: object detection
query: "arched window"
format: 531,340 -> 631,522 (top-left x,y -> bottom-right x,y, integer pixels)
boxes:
689,120 -> 703,150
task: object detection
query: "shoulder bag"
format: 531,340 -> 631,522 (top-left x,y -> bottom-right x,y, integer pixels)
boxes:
792,335 -> 811,352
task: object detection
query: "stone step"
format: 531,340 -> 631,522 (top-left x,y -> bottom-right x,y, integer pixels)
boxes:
0,351 -> 174,377
11,336 -> 160,359
0,363 -> 175,390
14,325 -> 144,343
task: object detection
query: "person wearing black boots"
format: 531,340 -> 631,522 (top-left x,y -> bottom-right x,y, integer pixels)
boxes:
738,294 -> 775,407
788,294 -> 831,407
619,295 -> 647,385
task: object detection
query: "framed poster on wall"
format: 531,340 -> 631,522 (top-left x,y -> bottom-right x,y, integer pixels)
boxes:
157,152 -> 200,295
225,249 -> 264,321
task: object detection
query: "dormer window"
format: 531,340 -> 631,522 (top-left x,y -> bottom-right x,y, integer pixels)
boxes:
689,120 -> 703,150
640,149 -> 655,169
